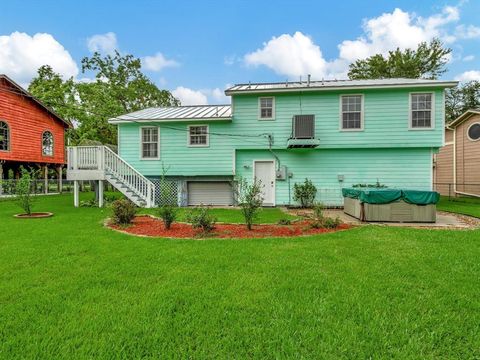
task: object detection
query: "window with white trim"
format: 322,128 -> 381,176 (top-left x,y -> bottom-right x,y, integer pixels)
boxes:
42,131 -> 53,156
259,97 -> 274,119
0,121 -> 9,151
141,127 -> 159,159
341,95 -> 363,130
189,125 -> 208,146
411,93 -> 433,128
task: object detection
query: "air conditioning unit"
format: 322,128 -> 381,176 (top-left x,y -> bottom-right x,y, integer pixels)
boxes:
292,115 -> 315,139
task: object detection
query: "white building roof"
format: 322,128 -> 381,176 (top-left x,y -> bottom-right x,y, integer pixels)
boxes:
225,78 -> 458,95
108,105 -> 232,124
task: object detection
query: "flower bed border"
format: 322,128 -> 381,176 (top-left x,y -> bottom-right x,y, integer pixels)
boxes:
14,212 -> 53,219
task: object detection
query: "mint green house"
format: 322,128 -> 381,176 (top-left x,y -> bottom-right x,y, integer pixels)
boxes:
67,78 -> 457,207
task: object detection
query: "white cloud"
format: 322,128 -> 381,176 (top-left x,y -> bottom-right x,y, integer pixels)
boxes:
172,86 -> 208,105
243,5 -> 476,79
244,32 -> 328,78
87,32 -> 117,54
338,7 -> 459,62
454,70 -> 480,82
142,52 -> 179,72
455,24 -> 480,39
203,86 -> 230,103
463,55 -> 475,62
171,85 -> 231,105
0,31 -> 78,86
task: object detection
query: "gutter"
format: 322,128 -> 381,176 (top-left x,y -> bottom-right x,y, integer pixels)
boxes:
108,117 -> 233,124
225,81 -> 459,96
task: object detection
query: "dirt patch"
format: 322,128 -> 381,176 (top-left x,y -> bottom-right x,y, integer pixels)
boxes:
14,212 -> 53,219
108,215 -> 352,239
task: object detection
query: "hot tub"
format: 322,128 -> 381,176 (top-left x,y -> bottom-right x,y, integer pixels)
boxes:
342,188 -> 439,223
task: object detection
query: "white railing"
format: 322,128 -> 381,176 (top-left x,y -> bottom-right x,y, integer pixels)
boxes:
67,146 -> 155,207
103,146 -> 155,207
67,146 -> 103,170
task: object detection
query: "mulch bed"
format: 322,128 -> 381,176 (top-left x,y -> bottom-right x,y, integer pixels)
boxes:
109,215 -> 352,239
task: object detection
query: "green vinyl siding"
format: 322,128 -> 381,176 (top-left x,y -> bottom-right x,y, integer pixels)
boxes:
235,148 -> 433,206
117,86 -> 444,180
231,88 -> 444,149
118,121 -> 240,177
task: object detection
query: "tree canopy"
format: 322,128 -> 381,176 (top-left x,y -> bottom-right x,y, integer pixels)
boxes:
29,51 -> 179,145
348,39 -> 452,80
445,81 -> 480,122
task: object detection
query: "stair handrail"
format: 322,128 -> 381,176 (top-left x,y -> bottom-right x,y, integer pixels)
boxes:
102,146 -> 155,207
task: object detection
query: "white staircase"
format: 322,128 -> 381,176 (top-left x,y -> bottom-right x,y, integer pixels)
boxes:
67,146 -> 155,207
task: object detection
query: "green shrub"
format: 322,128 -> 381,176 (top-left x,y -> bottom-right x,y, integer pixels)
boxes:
293,178 -> 317,208
111,199 -> 137,225
234,177 -> 263,230
157,205 -> 177,230
308,202 -> 341,229
277,218 -> 292,225
322,216 -> 341,229
80,199 -> 98,207
186,206 -> 217,234
15,167 -> 36,215
312,202 -> 324,220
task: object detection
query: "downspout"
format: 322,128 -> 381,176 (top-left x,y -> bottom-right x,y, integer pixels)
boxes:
453,127 -> 456,194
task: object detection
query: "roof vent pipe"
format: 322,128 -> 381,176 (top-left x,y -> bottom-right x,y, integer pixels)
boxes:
307,74 -> 311,86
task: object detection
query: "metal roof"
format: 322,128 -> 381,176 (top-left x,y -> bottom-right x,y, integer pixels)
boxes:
108,105 -> 232,124
225,78 -> 458,95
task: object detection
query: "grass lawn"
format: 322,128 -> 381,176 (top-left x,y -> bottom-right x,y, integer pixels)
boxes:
437,195 -> 480,218
0,193 -> 479,358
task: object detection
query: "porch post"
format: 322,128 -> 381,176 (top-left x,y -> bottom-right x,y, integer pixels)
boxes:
74,180 -> 79,207
44,165 -> 48,194
57,165 -> 63,194
98,180 -> 104,208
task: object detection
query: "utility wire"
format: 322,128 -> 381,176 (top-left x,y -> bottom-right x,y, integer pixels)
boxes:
0,86 -> 272,146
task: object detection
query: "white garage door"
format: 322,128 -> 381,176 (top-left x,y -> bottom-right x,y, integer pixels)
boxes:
187,182 -> 233,206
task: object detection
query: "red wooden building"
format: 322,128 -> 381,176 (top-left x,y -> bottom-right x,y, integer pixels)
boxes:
0,74 -> 71,193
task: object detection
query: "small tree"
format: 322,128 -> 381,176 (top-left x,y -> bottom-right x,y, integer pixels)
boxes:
186,206 -> 217,234
293,178 -> 317,208
234,177 -> 264,230
15,167 -> 35,215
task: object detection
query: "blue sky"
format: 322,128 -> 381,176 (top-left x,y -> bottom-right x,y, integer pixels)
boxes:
1,0 -> 479,105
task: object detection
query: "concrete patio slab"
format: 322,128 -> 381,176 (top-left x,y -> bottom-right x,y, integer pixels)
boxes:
286,208 -> 480,230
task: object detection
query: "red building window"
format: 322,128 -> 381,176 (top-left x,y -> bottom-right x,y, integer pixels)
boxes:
42,131 -> 54,156
0,121 -> 9,151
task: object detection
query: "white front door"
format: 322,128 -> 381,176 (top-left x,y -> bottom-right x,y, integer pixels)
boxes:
254,160 -> 275,206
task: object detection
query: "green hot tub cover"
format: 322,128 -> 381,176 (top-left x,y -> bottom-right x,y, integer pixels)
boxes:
342,188 -> 440,205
